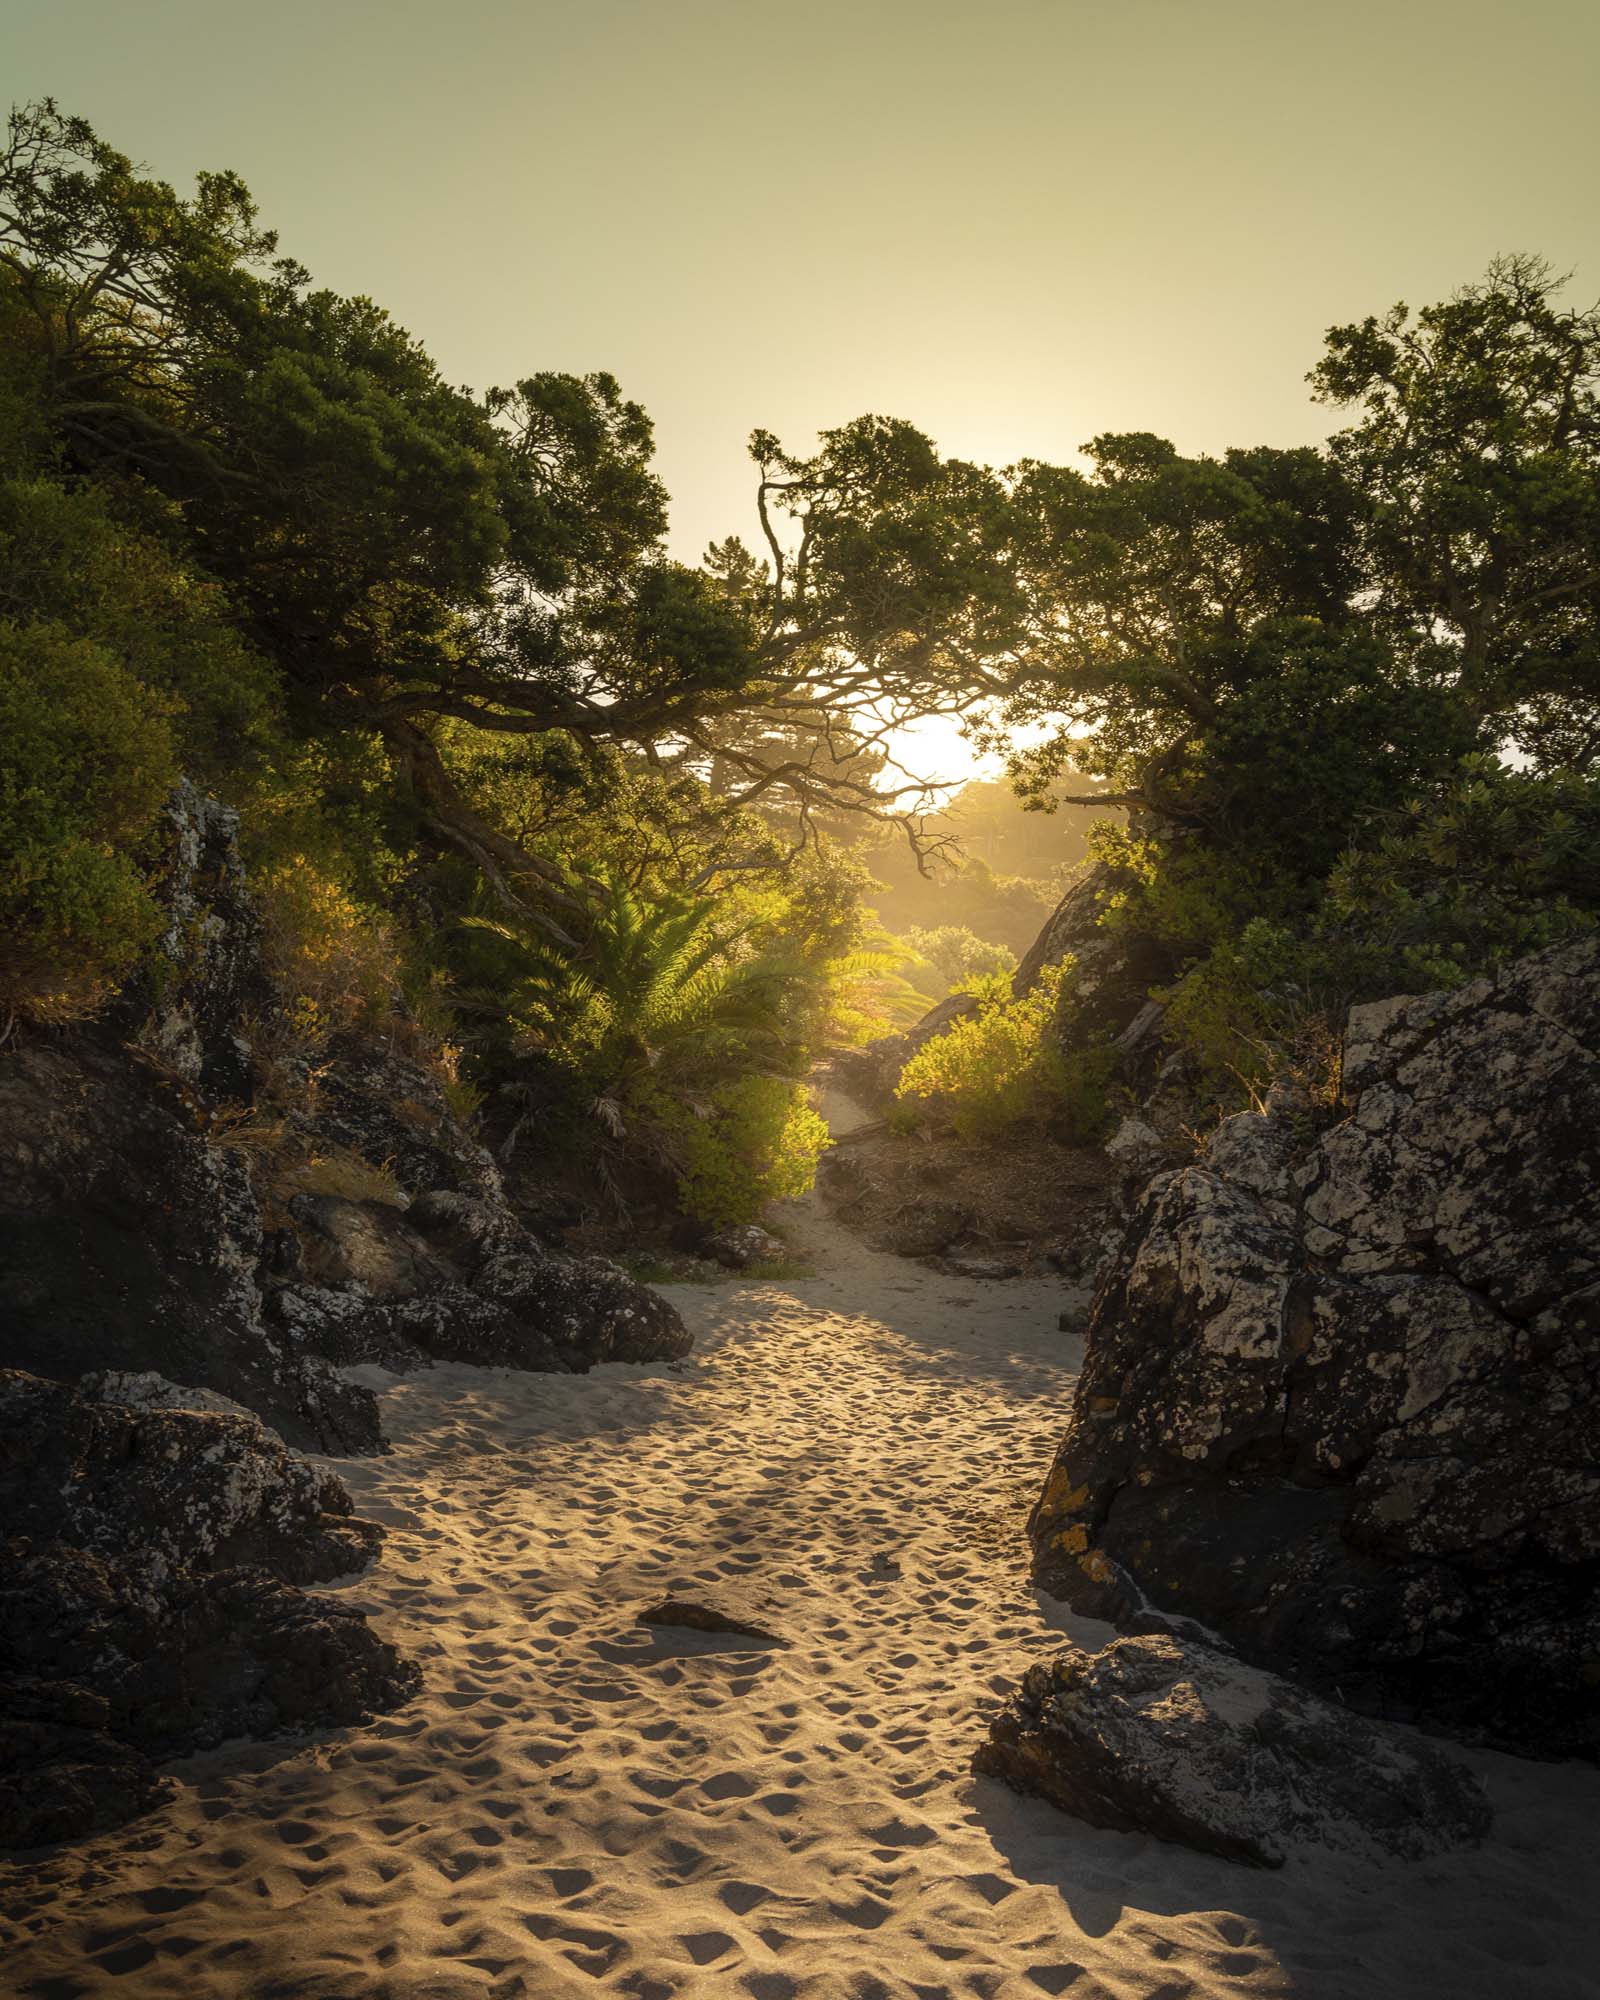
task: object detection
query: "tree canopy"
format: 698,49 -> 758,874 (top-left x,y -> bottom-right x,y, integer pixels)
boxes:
3,97 -> 1598,1175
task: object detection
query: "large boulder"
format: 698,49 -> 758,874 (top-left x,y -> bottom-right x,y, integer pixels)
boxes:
0,1371 -> 417,1850
976,1633 -> 1492,1868
0,1369 -> 379,1583
1029,937 -> 1600,1757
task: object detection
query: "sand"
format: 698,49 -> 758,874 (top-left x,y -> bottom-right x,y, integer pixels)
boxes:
4,1114 -> 1598,1998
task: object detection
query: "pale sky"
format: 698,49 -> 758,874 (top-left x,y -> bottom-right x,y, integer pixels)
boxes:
6,0 -> 1597,781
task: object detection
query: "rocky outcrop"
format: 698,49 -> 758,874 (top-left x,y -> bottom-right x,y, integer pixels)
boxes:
0,1371 -> 417,1850
0,1023 -> 382,1453
1011,861 -> 1168,1037
0,1369 -> 380,1581
1028,937 -> 1600,1757
0,786 -> 690,1453
976,1633 -> 1492,1867
271,1189 -> 690,1372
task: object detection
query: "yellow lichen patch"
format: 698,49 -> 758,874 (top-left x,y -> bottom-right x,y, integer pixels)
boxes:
1078,1549 -> 1118,1585
1054,1524 -> 1090,1555
1038,1469 -> 1091,1519
1088,1396 -> 1118,1415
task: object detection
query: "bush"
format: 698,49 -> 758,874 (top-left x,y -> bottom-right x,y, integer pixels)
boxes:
1317,757 -> 1600,994
0,620 -> 177,1018
0,474 -> 279,783
647,1074 -> 831,1227
903,924 -> 1016,993
892,962 -> 1105,1141
252,854 -> 401,1042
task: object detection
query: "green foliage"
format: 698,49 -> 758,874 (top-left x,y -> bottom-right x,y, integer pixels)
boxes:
0,620 -> 176,1015
465,869 -> 812,1089
1318,757 -> 1600,992
1314,254 -> 1600,772
645,1074 -> 831,1229
4,98 -> 1597,1208
462,867 -> 833,1222
0,470 -> 279,780
903,924 -> 1016,994
824,922 -> 938,1043
252,853 -> 400,1042
893,962 -> 1106,1142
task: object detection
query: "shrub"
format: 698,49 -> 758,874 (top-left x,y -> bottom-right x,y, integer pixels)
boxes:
0,620 -> 177,1018
903,924 -> 1016,994
252,854 -> 401,1042
1317,757 -> 1600,994
893,961 -> 1088,1141
647,1074 -> 831,1227
0,473 -> 279,783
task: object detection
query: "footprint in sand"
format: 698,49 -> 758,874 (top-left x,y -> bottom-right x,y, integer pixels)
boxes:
6,1157 -> 1593,2000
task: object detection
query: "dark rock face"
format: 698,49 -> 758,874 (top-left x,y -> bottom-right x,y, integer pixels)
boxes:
0,1028 -> 381,1455
1029,938 -> 1600,1757
1011,862 -> 1170,1039
0,1369 -> 380,1582
976,1633 -> 1492,1868
271,1190 -> 691,1373
0,786 -> 689,1453
295,1029 -> 504,1204
0,1371 -> 417,1850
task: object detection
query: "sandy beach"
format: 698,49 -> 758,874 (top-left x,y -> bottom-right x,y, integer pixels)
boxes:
3,1165 -> 1597,2000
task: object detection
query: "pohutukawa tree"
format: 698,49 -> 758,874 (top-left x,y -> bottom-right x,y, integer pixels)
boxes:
4,101 -> 1596,970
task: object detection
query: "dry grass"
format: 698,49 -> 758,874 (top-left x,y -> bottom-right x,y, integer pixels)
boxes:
214,1115 -> 402,1224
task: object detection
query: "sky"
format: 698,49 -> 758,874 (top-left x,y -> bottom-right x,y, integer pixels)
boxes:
6,0 -> 1598,780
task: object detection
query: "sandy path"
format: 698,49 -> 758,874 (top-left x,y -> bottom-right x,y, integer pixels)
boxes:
4,1113 -> 1598,1998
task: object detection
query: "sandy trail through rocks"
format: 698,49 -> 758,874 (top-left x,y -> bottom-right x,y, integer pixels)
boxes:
3,1112 -> 1598,1999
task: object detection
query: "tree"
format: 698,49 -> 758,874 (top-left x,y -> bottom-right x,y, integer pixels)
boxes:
0,105 -> 1024,922
1314,254 -> 1600,772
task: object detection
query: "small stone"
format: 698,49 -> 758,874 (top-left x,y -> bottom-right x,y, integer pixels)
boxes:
638,1598 -> 782,1646
702,1224 -> 788,1269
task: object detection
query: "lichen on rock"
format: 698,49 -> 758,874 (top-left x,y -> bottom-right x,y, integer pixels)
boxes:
0,1370 -> 418,1851
1028,936 -> 1600,1757
976,1632 -> 1493,1867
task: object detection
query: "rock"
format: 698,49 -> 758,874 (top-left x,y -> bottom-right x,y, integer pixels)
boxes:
945,1255 -> 1023,1281
975,1633 -> 1492,1868
1029,936 -> 1600,1757
0,786 -> 690,1451
289,1193 -> 457,1297
139,781 -> 273,1100
290,1029 -> 504,1206
407,1191 -> 692,1364
265,1189 -> 692,1374
1103,1115 -> 1163,1163
638,1598 -> 782,1645
703,1224 -> 788,1269
0,1370 -> 380,1584
0,1027 -> 381,1455
0,1679 -> 168,1853
0,1370 -> 416,1850
1012,862 -> 1172,1042
0,1541 -> 419,1846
